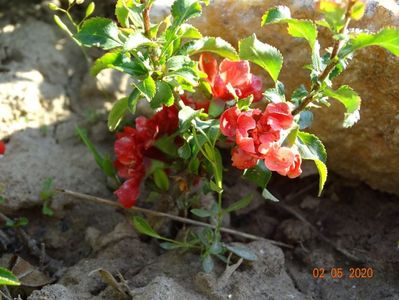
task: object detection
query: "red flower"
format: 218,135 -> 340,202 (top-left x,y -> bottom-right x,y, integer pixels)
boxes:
113,106 -> 179,208
0,141 -> 5,155
114,164 -> 145,208
231,147 -> 258,170
264,102 -> 294,131
220,107 -> 240,138
181,95 -> 210,112
263,143 -> 302,178
219,102 -> 300,178
199,53 -> 263,102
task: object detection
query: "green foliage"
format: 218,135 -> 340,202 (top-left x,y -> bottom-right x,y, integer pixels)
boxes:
340,27 -> 399,57
262,6 -> 318,49
243,160 -> 272,189
239,34 -> 283,82
324,85 -> 361,128
295,131 -> 327,195
40,177 -> 56,217
184,37 -> 239,60
225,194 -> 252,213
0,267 -> 20,286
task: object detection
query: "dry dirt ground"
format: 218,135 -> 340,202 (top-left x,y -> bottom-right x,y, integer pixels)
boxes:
0,1 -> 398,299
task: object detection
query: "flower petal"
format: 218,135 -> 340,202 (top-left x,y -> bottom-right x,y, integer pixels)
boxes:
199,53 -> 218,83
231,147 -> 258,170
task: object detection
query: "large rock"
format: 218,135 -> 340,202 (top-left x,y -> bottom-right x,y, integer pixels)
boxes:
191,0 -> 399,195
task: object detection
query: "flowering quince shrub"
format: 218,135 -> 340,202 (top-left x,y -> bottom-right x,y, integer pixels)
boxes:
50,0 -> 399,271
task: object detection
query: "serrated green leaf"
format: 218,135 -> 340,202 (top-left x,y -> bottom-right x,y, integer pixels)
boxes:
324,85 -> 361,128
341,28 -> 399,57
108,97 -> 128,131
261,8 -> 317,50
152,81 -> 174,109
128,88 -> 141,113
243,160 -> 271,189
191,208 -> 212,218
179,23 -> 202,39
135,76 -> 156,101
124,32 -> 157,51
166,55 -> 192,71
153,169 -> 170,191
164,67 -> 199,87
261,6 -> 291,25
225,244 -> 257,261
239,34 -> 283,82
171,0 -> 203,27
225,194 -> 252,213
296,131 -> 327,195
74,17 -> 122,50
287,19 -> 318,50
0,267 -> 20,286
132,216 -> 162,239
185,37 -> 239,60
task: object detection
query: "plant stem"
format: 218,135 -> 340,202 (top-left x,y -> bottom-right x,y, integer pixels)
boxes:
58,189 -> 294,249
292,0 -> 355,116
140,0 -> 152,38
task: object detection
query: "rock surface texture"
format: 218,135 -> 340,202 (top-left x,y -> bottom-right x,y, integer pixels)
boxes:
192,0 -> 399,195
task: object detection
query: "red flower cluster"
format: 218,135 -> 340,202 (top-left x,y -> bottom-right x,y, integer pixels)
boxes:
199,53 -> 263,102
220,102 -> 302,178
0,141 -> 5,156
114,106 -> 178,208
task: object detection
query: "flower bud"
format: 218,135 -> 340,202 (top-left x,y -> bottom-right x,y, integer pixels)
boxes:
76,0 -> 85,4
85,2 -> 95,17
48,3 -> 59,11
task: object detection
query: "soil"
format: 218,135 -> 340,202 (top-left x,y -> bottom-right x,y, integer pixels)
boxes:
1,1 -> 398,299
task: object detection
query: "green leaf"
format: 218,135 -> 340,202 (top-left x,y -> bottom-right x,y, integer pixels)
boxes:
191,208 -> 212,218
42,202 -> 54,217
261,6 -> 291,25
166,55 -> 192,71
0,267 -> 20,286
152,81 -> 175,109
108,97 -> 128,131
124,32 -> 157,51
39,178 -> 55,201
262,188 -> 280,202
160,242 -> 180,250
85,2 -> 95,18
237,95 -> 254,110
115,0 -> 144,28
341,28 -> 399,57
91,52 -> 148,77
225,244 -> 257,261
239,34 -> 283,82
208,99 -> 225,118
179,24 -> 202,39
135,76 -> 156,101
185,37 -> 239,60
128,88 -> 141,113
296,131 -> 327,195
202,254 -> 214,273
209,180 -> 223,193
225,194 -> 252,213
324,85 -> 361,128
171,0 -> 203,27
243,160 -> 272,189
298,111 -> 314,130
261,7 -> 317,49
153,169 -> 170,191
164,67 -> 199,87
178,104 -> 199,132
132,216 -> 162,239
154,135 -> 178,157
76,127 -> 116,177
350,1 -> 366,20
74,17 -> 122,50
178,142 -> 191,159
286,20 -> 317,50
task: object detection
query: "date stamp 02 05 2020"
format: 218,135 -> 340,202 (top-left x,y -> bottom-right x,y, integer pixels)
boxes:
312,267 -> 374,279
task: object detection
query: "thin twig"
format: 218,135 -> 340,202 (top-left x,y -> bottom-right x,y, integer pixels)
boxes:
140,0 -> 152,38
58,189 -> 294,249
276,203 -> 366,263
292,0 -> 355,115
